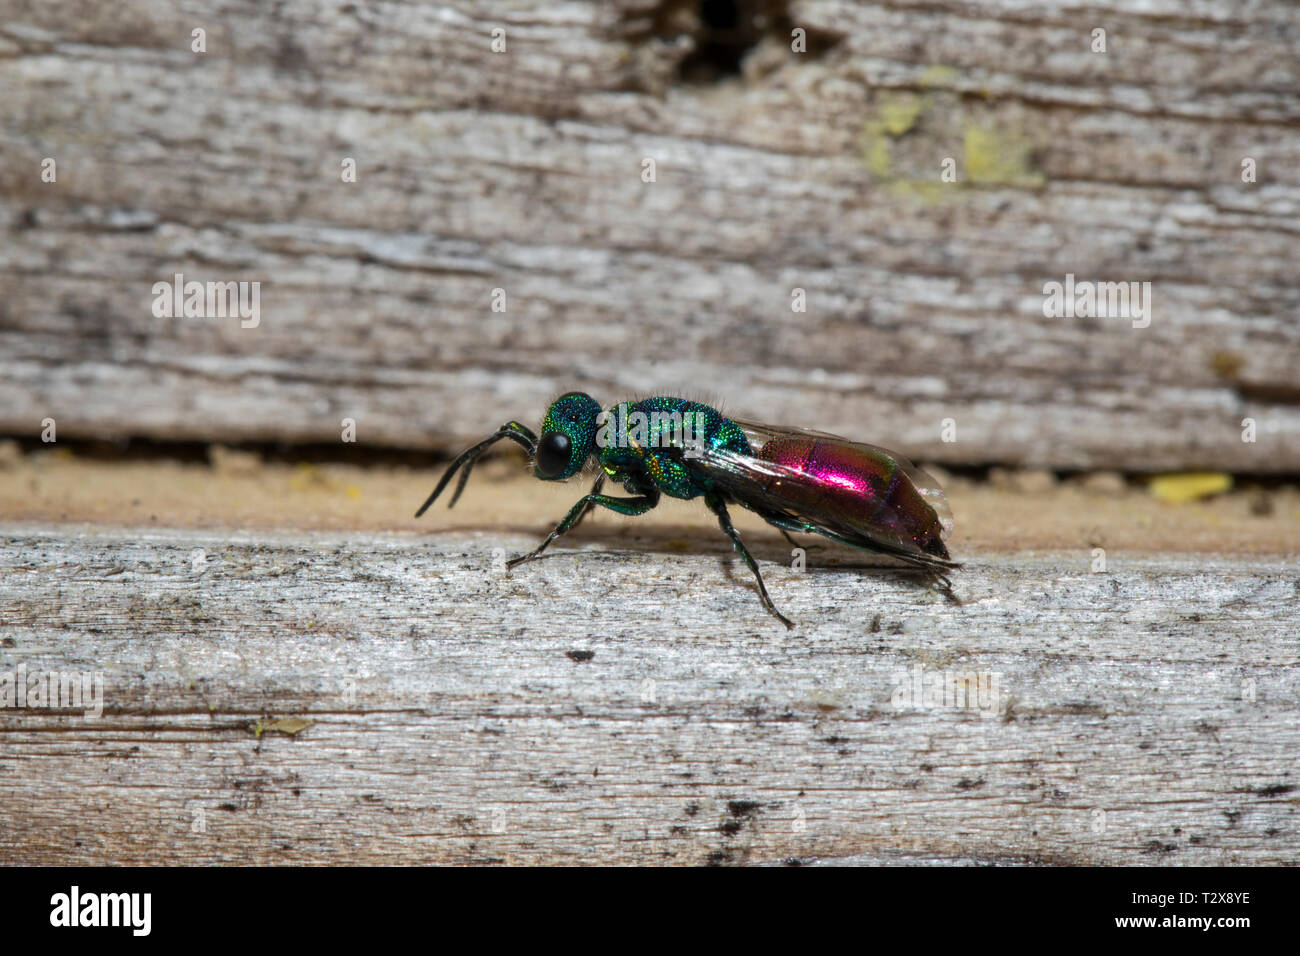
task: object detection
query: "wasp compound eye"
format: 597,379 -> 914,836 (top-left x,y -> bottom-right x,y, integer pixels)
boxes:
536,431 -> 571,477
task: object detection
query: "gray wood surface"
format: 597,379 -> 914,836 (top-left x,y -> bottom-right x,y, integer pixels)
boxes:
2,1 -> 1298,470
2,524 -> 1296,864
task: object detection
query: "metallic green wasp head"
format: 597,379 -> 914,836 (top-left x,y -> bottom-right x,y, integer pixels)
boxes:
535,391 -> 601,480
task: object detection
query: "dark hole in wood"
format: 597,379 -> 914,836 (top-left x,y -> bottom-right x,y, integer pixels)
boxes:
678,0 -> 765,83
637,0 -> 841,86
700,0 -> 740,30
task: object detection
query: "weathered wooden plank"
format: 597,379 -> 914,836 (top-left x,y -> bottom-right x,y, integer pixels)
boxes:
1,524 -> 1296,865
1,0 -> 1298,470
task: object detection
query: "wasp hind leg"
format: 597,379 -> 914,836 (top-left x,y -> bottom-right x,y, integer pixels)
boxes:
758,513 -> 825,552
705,491 -> 795,630
926,568 -> 962,606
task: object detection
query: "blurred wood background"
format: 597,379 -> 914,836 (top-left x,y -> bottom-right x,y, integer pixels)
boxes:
2,0 -> 1298,471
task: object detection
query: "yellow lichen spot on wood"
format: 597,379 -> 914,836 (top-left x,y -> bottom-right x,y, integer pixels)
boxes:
1149,473 -> 1233,504
888,179 -> 950,202
1210,351 -> 1245,380
917,65 -> 960,88
880,94 -> 924,137
859,93 -> 928,179
859,120 -> 893,177
963,124 -> 1044,187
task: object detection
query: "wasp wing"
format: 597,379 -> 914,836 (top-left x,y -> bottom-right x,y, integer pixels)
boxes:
733,419 -> 954,536
688,422 -> 956,569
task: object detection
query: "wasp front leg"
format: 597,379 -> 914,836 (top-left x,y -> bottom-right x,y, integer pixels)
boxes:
506,475 -> 661,569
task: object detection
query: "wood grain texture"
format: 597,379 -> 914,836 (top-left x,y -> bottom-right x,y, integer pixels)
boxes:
1,0 -> 1298,470
1,524 -> 1296,865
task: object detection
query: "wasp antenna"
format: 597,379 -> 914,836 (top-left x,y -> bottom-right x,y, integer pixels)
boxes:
415,422 -> 538,518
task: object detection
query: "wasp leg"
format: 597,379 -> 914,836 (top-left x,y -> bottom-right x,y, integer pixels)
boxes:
743,507 -> 824,551
739,508 -> 824,556
927,568 -> 963,606
565,474 -> 606,534
506,477 -> 659,569
773,525 -> 825,551
705,492 -> 795,630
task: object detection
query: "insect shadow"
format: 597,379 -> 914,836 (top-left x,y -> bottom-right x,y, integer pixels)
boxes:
462,519 -> 962,607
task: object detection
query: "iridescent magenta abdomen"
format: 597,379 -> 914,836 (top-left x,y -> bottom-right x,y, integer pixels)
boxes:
759,436 -> 949,559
